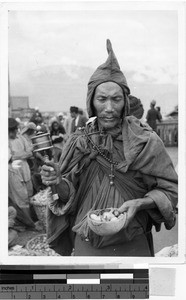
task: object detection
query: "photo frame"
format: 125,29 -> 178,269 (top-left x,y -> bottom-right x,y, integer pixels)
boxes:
0,0 -> 185,270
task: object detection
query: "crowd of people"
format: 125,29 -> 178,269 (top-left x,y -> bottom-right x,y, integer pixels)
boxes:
8,40 -> 177,256
8,106 -> 88,248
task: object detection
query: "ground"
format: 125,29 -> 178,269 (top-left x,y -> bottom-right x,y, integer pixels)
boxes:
11,146 -> 178,255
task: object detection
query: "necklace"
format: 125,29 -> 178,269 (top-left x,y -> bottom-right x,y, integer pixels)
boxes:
83,129 -> 118,186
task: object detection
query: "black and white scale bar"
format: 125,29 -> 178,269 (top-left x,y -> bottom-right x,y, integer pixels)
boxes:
0,269 -> 149,298
0,269 -> 148,282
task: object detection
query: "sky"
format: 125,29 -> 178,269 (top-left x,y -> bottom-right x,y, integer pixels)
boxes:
8,7 -> 178,115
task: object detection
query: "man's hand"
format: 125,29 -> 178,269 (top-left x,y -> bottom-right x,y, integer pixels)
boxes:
116,199 -> 141,227
40,160 -> 61,186
116,197 -> 156,227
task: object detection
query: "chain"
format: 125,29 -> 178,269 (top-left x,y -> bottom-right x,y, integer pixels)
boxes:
83,129 -> 118,166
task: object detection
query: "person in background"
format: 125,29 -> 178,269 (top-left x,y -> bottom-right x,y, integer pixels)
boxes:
21,122 -> 37,150
8,125 -> 36,232
146,100 -> 162,132
63,113 -> 73,138
9,118 -> 34,205
50,117 -> 66,162
70,106 -> 88,133
128,95 -> 144,120
41,40 -> 177,257
30,107 -> 43,126
58,112 -> 65,126
8,118 -> 39,229
8,206 -> 18,248
15,117 -> 24,133
156,106 -> 162,121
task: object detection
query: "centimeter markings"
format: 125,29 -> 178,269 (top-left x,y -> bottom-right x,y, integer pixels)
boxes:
0,283 -> 149,299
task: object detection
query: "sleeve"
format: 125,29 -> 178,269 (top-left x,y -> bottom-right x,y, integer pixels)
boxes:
47,131 -> 89,216
48,178 -> 76,216
132,133 -> 178,230
144,177 -> 177,230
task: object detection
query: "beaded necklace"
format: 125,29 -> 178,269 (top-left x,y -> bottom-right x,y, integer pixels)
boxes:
83,128 -> 118,185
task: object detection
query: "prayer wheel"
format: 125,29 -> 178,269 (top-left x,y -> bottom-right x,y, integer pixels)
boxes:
31,132 -> 53,153
31,132 -> 59,201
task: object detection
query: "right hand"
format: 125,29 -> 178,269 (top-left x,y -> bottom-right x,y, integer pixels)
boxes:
40,160 -> 61,186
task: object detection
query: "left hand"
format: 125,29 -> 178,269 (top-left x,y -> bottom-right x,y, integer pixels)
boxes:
115,196 -> 156,227
115,199 -> 142,227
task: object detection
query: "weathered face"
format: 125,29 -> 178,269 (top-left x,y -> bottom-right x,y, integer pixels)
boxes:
93,82 -> 125,129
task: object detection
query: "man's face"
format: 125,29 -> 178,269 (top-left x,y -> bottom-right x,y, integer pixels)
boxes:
70,112 -> 76,119
93,82 -> 125,129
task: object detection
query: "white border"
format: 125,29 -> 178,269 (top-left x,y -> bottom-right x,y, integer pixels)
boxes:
0,0 -> 185,266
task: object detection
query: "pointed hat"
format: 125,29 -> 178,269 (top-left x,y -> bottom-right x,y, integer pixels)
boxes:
86,39 -> 130,117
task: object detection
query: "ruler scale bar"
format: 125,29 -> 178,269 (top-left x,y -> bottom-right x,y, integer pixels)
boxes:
0,269 -> 149,299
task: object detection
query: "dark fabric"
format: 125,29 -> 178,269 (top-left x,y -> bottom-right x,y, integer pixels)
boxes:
71,115 -> 88,133
129,95 -> 144,119
8,118 -> 18,130
146,108 -> 161,131
74,233 -> 151,256
86,39 -> 130,118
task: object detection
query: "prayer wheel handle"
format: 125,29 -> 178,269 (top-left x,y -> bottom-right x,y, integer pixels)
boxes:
44,154 -> 59,201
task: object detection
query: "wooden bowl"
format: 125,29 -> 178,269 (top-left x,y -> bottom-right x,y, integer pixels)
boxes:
87,208 -> 127,236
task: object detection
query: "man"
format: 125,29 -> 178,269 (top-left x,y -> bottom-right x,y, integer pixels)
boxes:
41,40 -> 177,256
70,106 -> 88,133
146,100 -> 162,132
30,107 -> 43,126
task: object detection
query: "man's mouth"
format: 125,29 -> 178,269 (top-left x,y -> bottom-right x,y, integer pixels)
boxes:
100,116 -> 116,120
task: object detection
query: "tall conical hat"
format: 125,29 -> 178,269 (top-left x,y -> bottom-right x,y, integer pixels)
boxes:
86,39 -> 130,117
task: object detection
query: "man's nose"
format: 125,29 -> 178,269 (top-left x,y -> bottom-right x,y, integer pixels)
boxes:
105,100 -> 114,112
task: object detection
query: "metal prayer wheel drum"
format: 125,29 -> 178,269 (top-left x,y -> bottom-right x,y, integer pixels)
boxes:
31,133 -> 53,152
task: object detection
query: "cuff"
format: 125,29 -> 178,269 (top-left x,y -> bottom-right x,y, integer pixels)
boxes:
48,178 -> 76,216
145,189 -> 176,229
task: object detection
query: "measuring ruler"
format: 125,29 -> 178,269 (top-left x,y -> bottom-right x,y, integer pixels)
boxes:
0,268 -> 149,299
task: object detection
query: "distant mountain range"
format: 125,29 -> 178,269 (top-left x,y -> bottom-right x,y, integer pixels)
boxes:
10,64 -> 178,115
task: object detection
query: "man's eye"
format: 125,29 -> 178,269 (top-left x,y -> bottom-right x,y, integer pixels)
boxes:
97,97 -> 106,101
113,97 -> 122,101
